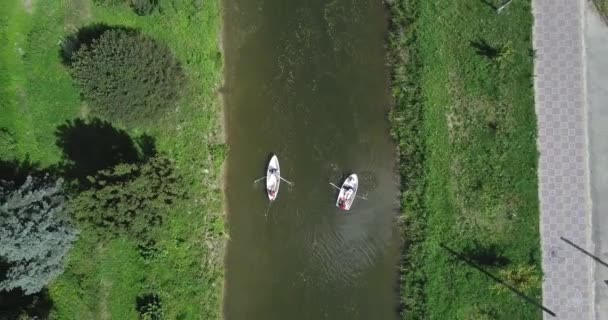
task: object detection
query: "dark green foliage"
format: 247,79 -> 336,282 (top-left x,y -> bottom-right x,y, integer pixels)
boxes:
70,156 -> 185,242
136,293 -> 164,320
0,177 -> 77,294
68,29 -> 185,125
60,24 -> 135,66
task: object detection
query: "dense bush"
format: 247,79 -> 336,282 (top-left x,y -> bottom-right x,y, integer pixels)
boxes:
69,29 -> 185,125
0,177 -> 77,294
70,156 -> 184,242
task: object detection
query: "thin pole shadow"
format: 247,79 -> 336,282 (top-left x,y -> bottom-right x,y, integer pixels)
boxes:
440,244 -> 557,318
560,237 -> 608,268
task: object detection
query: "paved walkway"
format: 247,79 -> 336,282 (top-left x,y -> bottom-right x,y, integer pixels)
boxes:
585,1 -> 608,318
533,0 -> 594,319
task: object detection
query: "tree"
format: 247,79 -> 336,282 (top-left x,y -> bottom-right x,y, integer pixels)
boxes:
70,155 -> 184,242
68,29 -> 185,125
0,177 -> 77,294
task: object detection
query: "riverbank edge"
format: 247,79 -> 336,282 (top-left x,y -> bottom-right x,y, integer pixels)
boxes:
218,0 -> 229,316
385,0 -> 428,318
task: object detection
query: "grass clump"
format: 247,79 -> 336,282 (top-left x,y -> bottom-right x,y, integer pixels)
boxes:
68,28 -> 185,125
387,0 -> 542,318
386,0 -> 427,317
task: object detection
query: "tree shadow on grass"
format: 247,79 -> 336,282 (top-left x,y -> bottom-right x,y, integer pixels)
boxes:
59,23 -> 137,65
55,118 -> 156,182
470,39 -> 501,59
461,242 -> 511,268
0,158 -> 41,187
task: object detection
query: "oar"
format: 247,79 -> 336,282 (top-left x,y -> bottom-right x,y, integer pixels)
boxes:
329,183 -> 368,200
253,176 -> 266,183
280,176 -> 294,185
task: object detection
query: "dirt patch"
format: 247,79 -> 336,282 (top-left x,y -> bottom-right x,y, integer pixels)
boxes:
22,0 -> 33,14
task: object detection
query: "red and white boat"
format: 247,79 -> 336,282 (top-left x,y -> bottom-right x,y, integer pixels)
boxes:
336,174 -> 358,211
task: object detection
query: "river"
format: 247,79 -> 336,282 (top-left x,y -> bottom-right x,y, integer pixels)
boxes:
222,0 -> 401,319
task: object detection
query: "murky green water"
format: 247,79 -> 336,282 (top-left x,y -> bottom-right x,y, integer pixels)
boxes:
222,0 -> 400,319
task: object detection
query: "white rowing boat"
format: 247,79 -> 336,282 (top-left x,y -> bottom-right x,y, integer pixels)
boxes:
336,174 -> 358,211
266,155 -> 280,201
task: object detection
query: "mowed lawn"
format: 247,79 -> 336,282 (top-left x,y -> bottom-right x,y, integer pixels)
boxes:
0,0 -> 225,319
389,0 -> 542,318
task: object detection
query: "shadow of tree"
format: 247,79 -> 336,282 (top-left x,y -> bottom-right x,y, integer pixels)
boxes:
461,242 -> 511,267
0,287 -> 53,320
0,158 -> 41,187
55,118 -> 156,181
470,39 -> 501,59
59,23 -> 137,65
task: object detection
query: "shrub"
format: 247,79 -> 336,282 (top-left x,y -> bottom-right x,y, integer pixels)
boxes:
0,177 -> 77,294
70,156 -> 185,242
136,293 -> 164,320
68,29 -> 185,125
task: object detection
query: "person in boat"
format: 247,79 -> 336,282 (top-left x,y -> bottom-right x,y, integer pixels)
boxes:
267,174 -> 278,196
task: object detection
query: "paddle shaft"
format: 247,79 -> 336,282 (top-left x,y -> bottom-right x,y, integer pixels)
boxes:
256,175 -> 293,185
280,176 -> 293,185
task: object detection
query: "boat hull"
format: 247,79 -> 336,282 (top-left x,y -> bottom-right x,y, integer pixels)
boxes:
266,155 -> 280,201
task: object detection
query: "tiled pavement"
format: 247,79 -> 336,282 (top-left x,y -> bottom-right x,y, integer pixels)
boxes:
533,0 -> 594,319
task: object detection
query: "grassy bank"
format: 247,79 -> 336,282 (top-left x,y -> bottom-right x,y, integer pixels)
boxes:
388,0 -> 542,318
0,0 -> 224,319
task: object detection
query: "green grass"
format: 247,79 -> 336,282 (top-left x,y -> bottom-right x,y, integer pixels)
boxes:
388,0 -> 542,318
595,0 -> 608,20
1,0 -> 224,319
